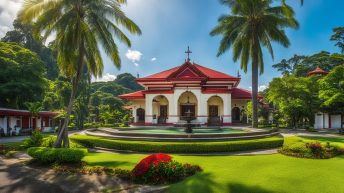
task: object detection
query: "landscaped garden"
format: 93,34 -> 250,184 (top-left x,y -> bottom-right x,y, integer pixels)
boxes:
80,136 -> 344,193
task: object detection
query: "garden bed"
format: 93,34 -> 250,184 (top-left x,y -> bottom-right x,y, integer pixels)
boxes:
70,135 -> 284,153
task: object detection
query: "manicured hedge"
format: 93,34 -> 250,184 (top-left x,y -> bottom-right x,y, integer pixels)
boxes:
70,135 -> 284,153
27,147 -> 87,164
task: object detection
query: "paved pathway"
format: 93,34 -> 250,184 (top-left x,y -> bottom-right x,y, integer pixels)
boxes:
0,153 -> 166,193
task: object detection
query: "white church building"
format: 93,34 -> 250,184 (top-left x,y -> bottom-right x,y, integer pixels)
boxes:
119,53 -> 260,126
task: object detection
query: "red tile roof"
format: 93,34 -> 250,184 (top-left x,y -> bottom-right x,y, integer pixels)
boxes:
0,108 -> 58,117
118,91 -> 145,99
307,67 -> 328,76
136,62 -> 240,82
231,88 -> 263,99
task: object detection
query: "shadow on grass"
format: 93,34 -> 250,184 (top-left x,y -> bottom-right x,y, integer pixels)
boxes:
168,172 -> 220,193
227,183 -> 275,193
168,172 -> 275,193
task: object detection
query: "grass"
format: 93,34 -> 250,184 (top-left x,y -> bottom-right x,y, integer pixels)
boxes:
82,136 -> 344,193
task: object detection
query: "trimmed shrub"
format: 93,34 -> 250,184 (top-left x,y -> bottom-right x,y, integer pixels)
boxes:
23,129 -> 43,148
70,135 -> 284,153
27,147 -> 87,164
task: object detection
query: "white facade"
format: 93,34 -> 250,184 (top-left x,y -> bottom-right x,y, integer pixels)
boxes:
314,112 -> 343,129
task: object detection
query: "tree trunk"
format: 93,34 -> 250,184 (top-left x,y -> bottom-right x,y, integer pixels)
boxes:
53,46 -> 85,148
251,37 -> 259,128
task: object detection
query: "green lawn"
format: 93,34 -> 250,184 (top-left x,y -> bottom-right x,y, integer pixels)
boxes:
82,136 -> 344,193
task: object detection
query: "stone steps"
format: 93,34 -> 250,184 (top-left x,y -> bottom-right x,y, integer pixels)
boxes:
84,129 -> 281,142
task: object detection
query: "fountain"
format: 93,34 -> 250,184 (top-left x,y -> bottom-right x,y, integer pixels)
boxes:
184,109 -> 195,133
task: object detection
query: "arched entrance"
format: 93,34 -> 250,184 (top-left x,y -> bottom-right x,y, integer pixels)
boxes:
152,95 -> 169,124
232,107 -> 241,123
207,96 -> 224,126
178,91 -> 197,121
136,108 -> 145,123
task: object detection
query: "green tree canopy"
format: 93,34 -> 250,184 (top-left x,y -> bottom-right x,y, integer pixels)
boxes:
0,42 -> 47,109
267,75 -> 320,127
318,65 -> 344,114
1,19 -> 59,79
331,27 -> 344,54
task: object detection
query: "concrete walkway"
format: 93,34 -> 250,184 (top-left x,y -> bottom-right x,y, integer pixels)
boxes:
0,153 -> 166,193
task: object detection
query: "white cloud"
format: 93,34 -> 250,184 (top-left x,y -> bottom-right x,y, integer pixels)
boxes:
248,85 -> 268,92
151,57 -> 157,61
92,73 -> 117,82
125,49 -> 142,62
134,63 -> 139,67
0,0 -> 23,38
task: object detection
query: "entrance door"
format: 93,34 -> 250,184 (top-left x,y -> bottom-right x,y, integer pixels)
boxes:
180,105 -> 195,120
209,105 -> 219,117
158,105 -> 168,124
136,108 -> 145,122
232,107 -> 241,122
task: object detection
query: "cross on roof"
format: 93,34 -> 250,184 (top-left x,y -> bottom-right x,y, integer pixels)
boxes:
185,46 -> 192,62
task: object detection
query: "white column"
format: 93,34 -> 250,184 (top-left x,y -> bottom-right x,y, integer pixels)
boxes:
167,95 -> 178,123
198,94 -> 208,124
223,94 -> 232,125
132,107 -> 137,123
145,95 -> 153,124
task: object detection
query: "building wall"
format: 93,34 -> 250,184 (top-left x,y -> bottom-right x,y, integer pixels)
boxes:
331,115 -> 341,128
140,88 -> 232,125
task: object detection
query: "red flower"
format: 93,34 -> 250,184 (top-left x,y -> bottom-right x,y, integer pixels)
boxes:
132,153 -> 172,177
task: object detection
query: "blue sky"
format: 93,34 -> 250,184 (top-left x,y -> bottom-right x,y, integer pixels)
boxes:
1,0 -> 343,89
103,0 -> 344,89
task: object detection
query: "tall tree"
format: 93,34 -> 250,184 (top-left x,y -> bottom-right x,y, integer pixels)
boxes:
330,27 -> 344,54
1,19 -> 59,79
19,0 -> 141,148
0,42 -> 46,109
210,0 -> 298,127
318,65 -> 344,130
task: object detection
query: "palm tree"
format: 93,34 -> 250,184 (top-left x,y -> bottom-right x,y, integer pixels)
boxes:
210,0 -> 298,127
19,0 -> 141,147
25,102 -> 43,129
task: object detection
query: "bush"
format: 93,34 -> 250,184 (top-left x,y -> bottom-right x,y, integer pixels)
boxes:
70,135 -> 284,153
23,129 -> 43,148
132,153 -> 202,184
84,122 -> 101,129
27,147 -> 87,164
132,153 -> 172,177
279,140 -> 344,159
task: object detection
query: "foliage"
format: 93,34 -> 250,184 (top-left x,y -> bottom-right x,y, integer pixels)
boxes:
132,153 -> 172,177
70,135 -> 284,153
25,102 -> 43,118
1,19 -> 58,79
0,42 -> 46,109
23,129 -> 43,148
19,0 -> 141,148
318,65 -> 344,115
273,51 -> 344,76
331,27 -> 344,53
27,147 -> 87,164
131,153 -> 201,184
210,0 -> 298,128
267,76 -> 321,127
278,137 -> 344,159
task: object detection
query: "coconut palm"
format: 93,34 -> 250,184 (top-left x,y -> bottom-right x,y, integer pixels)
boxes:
210,0 -> 298,127
19,0 -> 141,147
25,102 -> 43,129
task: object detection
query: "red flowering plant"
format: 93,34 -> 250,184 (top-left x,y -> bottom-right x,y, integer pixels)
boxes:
132,153 -> 172,177
131,153 -> 202,184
